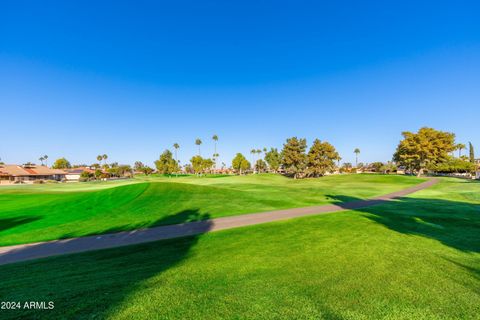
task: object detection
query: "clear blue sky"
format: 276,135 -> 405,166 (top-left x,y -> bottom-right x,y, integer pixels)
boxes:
1,1 -> 479,167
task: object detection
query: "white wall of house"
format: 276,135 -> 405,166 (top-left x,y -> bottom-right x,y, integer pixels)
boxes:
65,174 -> 81,181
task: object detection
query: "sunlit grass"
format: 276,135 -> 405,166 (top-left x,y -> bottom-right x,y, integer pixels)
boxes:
0,174 -> 422,246
1,178 -> 479,319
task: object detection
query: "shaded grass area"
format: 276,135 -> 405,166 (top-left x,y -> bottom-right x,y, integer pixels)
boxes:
0,174 -> 422,246
0,178 -> 479,319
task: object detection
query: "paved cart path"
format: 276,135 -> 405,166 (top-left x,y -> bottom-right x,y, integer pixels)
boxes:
0,178 -> 438,265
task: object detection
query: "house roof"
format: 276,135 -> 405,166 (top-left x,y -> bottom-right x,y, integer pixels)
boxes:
65,167 -> 95,174
0,165 -> 66,176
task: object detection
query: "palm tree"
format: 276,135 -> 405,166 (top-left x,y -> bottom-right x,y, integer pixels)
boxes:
212,135 -> 219,172
195,138 -> 202,156
102,154 -> 108,165
354,148 -> 360,167
456,143 -> 466,157
250,149 -> 256,166
256,149 -> 262,169
173,143 -> 180,163
212,135 -> 218,157
39,156 -> 44,165
97,155 -> 103,165
173,143 -> 180,176
43,155 -> 48,167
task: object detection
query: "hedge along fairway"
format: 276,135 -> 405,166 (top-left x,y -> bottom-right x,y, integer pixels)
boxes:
0,178 -> 478,319
0,174 -> 424,246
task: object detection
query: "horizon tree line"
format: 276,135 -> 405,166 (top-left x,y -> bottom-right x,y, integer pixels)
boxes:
9,128 -> 478,179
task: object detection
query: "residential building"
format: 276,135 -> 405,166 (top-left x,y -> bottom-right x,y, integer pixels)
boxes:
64,167 -> 95,182
0,164 -> 66,184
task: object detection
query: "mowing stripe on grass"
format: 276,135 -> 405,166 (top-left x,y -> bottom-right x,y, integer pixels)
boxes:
0,178 -> 438,265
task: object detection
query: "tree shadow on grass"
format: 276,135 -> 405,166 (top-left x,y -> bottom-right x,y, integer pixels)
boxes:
0,216 -> 42,233
0,209 -> 212,319
53,209 -> 212,241
326,194 -> 480,253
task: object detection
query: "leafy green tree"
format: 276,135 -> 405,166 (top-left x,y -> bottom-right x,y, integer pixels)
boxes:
107,164 -> 132,177
94,169 -> 103,179
134,161 -> 144,171
232,153 -> 250,175
354,148 -> 360,167
469,142 -> 475,163
340,162 -> 353,173
265,148 -> 281,172
139,166 -> 153,175
79,170 -> 94,182
195,138 -> 202,156
393,127 -> 456,177
118,165 -> 133,177
255,159 -> 267,173
155,150 -> 179,174
306,139 -> 340,177
281,137 -> 307,179
189,155 -> 212,175
380,161 -> 397,174
369,162 -> 384,172
429,156 -> 476,173
52,157 -> 72,169
203,158 -> 214,173
184,164 -> 193,174
190,155 -> 203,174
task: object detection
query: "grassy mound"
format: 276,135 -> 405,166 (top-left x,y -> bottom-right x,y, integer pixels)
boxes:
0,174 -> 423,245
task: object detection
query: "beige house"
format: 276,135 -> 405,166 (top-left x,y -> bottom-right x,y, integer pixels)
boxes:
0,164 -> 66,184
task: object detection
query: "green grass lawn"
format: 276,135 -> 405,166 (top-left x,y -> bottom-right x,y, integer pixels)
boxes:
0,177 -> 479,319
0,174 -> 423,246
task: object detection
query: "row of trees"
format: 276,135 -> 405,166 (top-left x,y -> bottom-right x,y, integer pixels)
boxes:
231,137 -> 340,179
32,128 -> 478,180
280,137 -> 340,178
149,135 -> 221,176
79,164 -> 133,181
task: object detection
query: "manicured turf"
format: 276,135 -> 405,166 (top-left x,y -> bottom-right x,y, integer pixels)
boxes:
0,178 -> 479,319
0,174 -> 422,246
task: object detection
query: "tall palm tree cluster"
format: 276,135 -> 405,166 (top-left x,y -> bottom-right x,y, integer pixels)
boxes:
96,154 -> 108,166
38,155 -> 48,166
169,135 -> 220,174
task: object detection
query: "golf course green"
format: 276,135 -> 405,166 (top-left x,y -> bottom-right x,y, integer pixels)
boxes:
0,176 -> 479,319
0,174 -> 423,246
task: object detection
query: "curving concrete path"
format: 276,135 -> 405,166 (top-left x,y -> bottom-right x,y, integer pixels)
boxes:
0,178 -> 438,265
